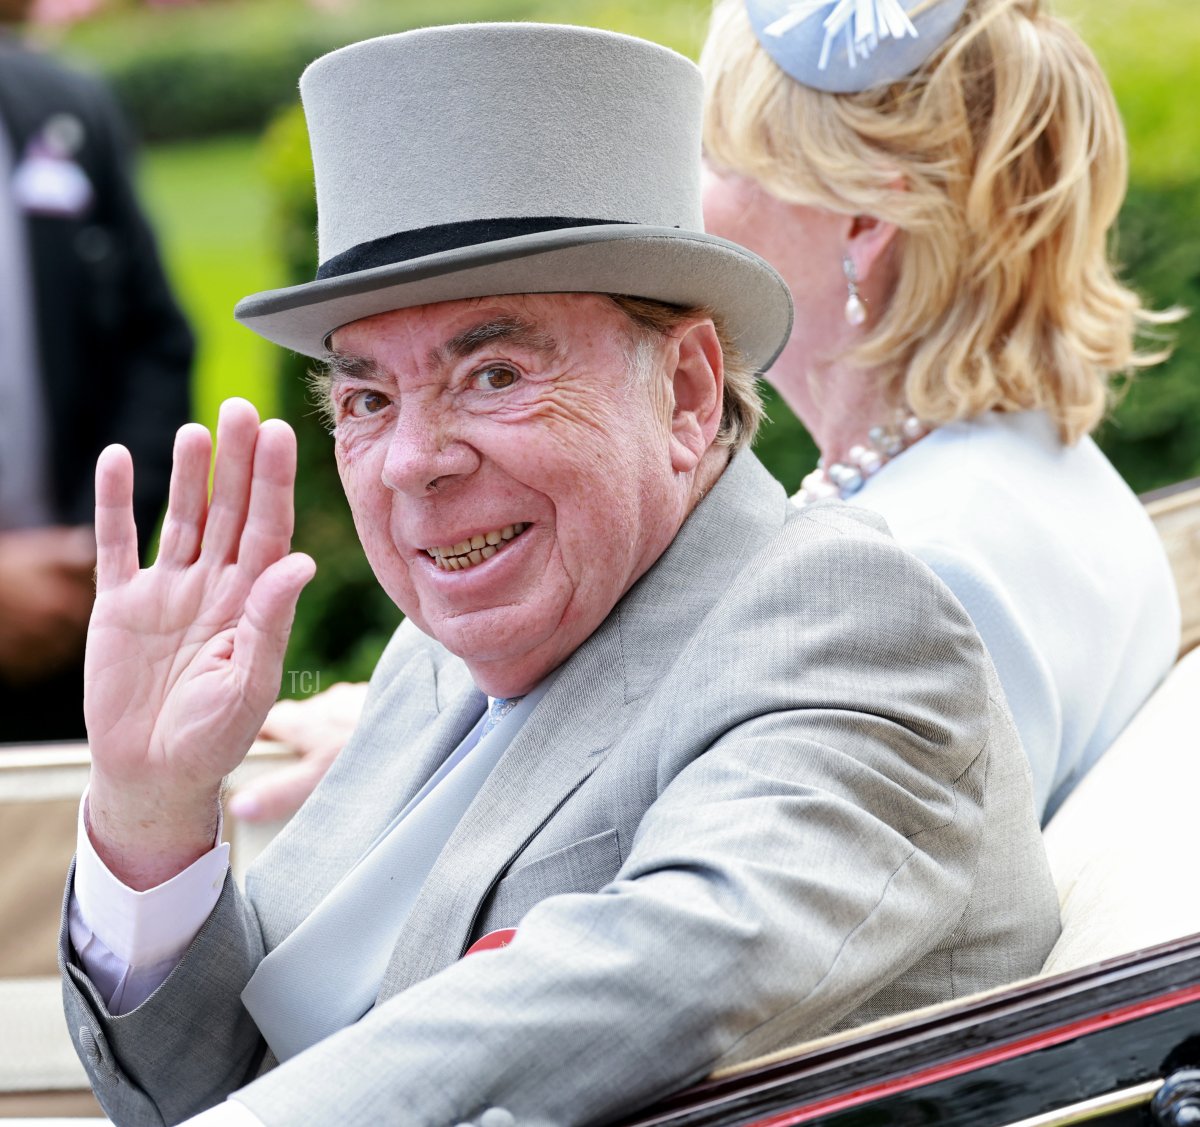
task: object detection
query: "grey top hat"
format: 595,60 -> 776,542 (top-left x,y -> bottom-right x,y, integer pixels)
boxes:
234,23 -> 793,372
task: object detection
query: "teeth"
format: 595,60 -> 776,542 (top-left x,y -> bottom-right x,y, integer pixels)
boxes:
428,523 -> 528,571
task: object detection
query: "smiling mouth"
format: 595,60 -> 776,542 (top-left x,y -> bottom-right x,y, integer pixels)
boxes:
425,523 -> 530,571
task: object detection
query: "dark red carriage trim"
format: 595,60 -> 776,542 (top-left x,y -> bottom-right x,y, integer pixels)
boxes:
747,981 -> 1200,1126
621,932 -> 1200,1127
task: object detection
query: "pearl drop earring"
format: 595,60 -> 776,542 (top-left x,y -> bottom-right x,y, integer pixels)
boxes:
843,254 -> 867,326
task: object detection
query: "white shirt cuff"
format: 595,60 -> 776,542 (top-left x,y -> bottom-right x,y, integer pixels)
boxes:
74,789 -> 230,966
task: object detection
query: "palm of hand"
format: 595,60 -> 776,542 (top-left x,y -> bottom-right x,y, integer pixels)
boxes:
89,564 -> 267,789
87,400 -> 315,805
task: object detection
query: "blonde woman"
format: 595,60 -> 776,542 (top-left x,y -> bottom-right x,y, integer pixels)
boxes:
701,0 -> 1179,818
234,0 -> 1180,825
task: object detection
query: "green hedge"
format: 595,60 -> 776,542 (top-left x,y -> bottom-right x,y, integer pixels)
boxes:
56,0 -> 709,143
1095,183 -> 1200,493
89,39 -> 322,143
54,0 -> 1200,174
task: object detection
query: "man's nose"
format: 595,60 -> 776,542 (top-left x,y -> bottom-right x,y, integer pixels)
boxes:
380,407 -> 480,496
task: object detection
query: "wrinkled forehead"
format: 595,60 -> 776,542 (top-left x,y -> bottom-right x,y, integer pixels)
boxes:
328,291 -> 628,367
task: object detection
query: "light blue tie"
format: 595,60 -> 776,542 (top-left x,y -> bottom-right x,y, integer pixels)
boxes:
481,696 -> 522,737
242,688 -> 540,1061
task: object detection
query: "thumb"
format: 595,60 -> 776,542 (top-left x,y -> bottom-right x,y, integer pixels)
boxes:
229,756 -> 328,822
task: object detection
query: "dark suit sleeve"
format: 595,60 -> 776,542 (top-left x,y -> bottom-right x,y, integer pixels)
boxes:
68,76 -> 193,550
14,54 -> 194,554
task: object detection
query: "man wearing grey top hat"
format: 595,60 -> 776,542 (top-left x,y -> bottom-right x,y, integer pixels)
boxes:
60,20 -> 1058,1127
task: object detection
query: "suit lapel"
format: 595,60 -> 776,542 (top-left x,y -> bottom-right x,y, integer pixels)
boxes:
255,640 -> 483,935
343,648 -> 482,854
376,451 -> 790,997
377,617 -> 627,997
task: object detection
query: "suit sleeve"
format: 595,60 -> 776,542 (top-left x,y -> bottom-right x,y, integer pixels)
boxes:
61,866 -> 267,1127
906,538 -> 1060,817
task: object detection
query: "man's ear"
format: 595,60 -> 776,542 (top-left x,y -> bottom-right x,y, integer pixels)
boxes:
667,320 -> 724,474
844,211 -> 900,286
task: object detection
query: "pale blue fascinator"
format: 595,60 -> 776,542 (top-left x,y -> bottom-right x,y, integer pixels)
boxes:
745,0 -> 969,93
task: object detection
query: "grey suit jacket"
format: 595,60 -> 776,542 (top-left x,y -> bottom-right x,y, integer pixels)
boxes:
60,450 -> 1060,1127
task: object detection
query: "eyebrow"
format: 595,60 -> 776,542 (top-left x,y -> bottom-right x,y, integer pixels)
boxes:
324,351 -> 388,388
432,315 -> 560,367
323,314 -> 561,389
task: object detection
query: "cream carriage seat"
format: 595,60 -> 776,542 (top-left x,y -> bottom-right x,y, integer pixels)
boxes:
1039,482 -> 1200,975
1040,645 -> 1200,975
0,742 -> 297,1119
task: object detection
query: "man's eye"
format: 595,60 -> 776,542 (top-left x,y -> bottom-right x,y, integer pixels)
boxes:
344,390 -> 391,418
472,366 -> 519,392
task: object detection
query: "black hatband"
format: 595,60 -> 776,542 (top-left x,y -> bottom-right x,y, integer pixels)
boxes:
315,216 -> 630,281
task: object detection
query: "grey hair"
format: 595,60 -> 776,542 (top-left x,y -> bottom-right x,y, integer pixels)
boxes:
608,295 -> 764,450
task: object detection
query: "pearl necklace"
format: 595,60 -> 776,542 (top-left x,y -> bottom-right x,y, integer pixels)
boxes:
796,410 -> 930,505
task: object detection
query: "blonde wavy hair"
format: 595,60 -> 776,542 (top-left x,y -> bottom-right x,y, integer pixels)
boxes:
702,0 -> 1173,442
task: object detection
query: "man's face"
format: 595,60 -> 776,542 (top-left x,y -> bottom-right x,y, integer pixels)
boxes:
328,293 -> 692,697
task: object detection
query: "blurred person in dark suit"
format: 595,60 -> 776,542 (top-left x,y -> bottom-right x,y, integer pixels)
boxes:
0,0 -> 192,742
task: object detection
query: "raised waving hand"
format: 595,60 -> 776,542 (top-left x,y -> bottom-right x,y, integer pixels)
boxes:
85,399 -> 315,889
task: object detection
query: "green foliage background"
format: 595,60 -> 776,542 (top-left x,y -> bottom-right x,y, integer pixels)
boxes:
53,0 -> 1200,688
56,0 -> 713,140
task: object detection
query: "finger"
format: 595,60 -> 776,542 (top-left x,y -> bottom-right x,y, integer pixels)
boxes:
258,696 -> 320,745
258,697 -> 303,742
238,419 -> 298,577
94,445 -> 138,592
46,526 -> 97,579
267,682 -> 368,747
201,398 -> 260,565
156,424 -> 213,567
232,552 -> 316,699
228,756 -> 332,822
61,525 -> 97,571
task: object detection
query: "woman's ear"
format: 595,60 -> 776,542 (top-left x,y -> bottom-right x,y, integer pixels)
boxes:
845,211 -> 900,285
667,320 -> 725,474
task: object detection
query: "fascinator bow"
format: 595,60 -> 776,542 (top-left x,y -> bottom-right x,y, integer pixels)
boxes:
745,0 -> 968,93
